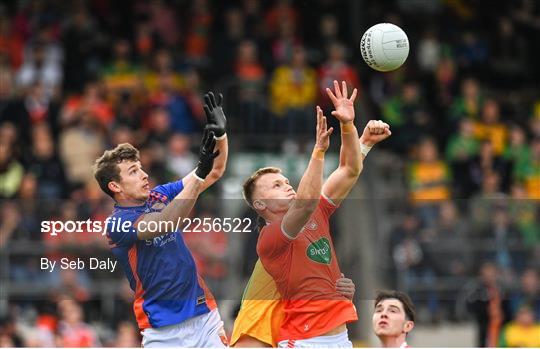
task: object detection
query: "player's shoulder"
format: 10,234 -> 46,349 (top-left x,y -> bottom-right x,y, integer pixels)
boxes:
108,204 -> 147,230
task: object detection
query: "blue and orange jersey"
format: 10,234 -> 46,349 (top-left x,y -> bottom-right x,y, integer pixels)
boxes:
106,179 -> 216,330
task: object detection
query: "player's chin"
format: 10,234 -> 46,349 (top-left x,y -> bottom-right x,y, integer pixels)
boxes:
140,191 -> 150,200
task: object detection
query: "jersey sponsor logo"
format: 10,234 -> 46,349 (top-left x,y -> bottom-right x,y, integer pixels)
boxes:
306,237 -> 332,264
197,295 -> 206,305
144,233 -> 176,247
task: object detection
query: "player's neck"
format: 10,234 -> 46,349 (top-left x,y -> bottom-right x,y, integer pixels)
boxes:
264,211 -> 286,225
379,334 -> 407,348
115,196 -> 146,207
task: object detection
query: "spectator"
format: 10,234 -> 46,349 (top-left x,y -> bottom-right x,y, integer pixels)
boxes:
147,72 -> 199,136
61,4 -> 104,93
145,0 -> 180,48
318,41 -> 359,112
185,0 -> 213,66
503,124 -> 530,165
424,201 -> 472,319
446,118 -> 480,197
383,81 -> 431,151
2,81 -> 60,143
16,29 -> 63,99
61,81 -> 114,128
478,207 -> 524,275
466,141 -> 512,195
0,15 -> 24,69
271,17 -> 300,66
0,316 -> 23,347
144,107 -> 172,146
509,268 -> 540,320
391,211 -> 438,320
0,140 -> 24,198
265,0 -> 298,38
449,77 -> 483,121
465,262 -> 511,347
514,137 -> 540,199
472,98 -> 508,156
234,40 -> 266,134
24,123 -> 66,199
269,45 -> 317,135
416,29 -> 442,73
210,7 -> 246,78
166,133 -> 197,178
58,110 -> 106,188
469,172 -> 508,231
143,49 -> 183,96
112,321 -> 139,347
315,15 -> 341,58
407,138 -> 451,226
499,303 -> 540,347
508,184 -> 540,246
101,39 -> 142,106
489,16 -> 529,86
427,57 -> 458,122
455,31 -> 488,75
56,299 -> 100,347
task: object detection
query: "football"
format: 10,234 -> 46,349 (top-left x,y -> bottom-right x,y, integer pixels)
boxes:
360,23 -> 409,72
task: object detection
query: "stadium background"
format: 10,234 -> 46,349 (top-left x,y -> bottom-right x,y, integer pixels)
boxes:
0,0 -> 539,347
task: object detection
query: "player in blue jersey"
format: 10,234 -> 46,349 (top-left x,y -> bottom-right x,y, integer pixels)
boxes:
93,92 -> 229,347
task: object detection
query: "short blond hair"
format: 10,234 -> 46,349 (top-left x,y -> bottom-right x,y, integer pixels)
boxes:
242,167 -> 281,208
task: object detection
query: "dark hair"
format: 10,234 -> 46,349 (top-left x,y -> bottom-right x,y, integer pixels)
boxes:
375,290 -> 416,322
93,143 -> 140,198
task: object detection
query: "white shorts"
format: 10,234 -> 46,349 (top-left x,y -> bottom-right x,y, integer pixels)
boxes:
278,330 -> 352,348
141,309 -> 228,348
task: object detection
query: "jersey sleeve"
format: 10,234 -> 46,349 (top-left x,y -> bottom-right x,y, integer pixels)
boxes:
152,178 -> 185,203
106,211 -> 141,248
256,221 -> 291,261
319,194 -> 339,218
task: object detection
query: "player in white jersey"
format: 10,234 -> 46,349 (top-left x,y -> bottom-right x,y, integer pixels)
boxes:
372,290 -> 415,348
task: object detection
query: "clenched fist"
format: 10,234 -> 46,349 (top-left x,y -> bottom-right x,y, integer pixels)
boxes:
360,120 -> 391,146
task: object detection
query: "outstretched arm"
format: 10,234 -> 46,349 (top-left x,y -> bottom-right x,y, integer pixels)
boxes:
322,82 -> 392,205
282,106 -> 333,239
136,130 -> 219,240
322,81 -> 362,205
199,91 -> 229,191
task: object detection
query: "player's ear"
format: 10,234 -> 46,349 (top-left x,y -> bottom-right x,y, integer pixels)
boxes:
403,320 -> 414,334
108,181 -> 122,194
253,199 -> 266,211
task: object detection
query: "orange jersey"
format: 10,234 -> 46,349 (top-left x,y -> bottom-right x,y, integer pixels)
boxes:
230,259 -> 283,347
257,196 -> 358,341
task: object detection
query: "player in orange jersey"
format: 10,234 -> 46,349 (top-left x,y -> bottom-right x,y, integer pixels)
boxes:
241,80 -> 391,347
230,260 -> 356,347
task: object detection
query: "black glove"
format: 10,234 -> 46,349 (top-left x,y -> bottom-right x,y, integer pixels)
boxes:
203,91 -> 227,138
195,130 -> 220,180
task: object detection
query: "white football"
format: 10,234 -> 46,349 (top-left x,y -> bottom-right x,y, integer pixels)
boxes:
360,23 -> 409,72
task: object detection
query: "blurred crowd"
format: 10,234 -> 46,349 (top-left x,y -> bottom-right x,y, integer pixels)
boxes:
0,0 -> 540,347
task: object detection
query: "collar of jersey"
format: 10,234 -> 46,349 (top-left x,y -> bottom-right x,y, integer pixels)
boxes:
114,202 -> 147,209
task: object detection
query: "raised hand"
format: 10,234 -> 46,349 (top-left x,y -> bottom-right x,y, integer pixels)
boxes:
195,129 -> 220,180
314,106 -> 334,153
203,91 -> 227,138
325,80 -> 358,123
360,120 -> 392,146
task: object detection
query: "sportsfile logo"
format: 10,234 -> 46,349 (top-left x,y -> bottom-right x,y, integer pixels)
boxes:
40,217 -> 132,236
41,217 -> 254,236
